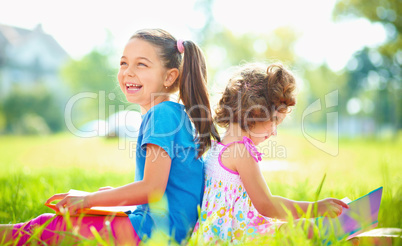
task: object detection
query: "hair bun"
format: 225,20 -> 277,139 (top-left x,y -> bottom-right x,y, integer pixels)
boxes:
265,63 -> 296,112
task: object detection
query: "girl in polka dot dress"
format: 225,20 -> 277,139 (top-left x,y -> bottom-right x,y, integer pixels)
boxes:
193,63 -> 349,243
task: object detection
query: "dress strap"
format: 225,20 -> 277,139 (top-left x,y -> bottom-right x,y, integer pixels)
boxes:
218,136 -> 263,168
241,136 -> 263,162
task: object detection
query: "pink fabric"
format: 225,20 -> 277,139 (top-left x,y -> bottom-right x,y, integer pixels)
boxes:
177,39 -> 184,53
242,136 -> 263,162
217,136 -> 263,174
12,213 -> 140,245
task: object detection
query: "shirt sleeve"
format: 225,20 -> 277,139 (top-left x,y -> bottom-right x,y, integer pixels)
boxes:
140,105 -> 184,160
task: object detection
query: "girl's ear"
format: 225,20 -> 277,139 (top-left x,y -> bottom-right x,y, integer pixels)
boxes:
164,68 -> 179,87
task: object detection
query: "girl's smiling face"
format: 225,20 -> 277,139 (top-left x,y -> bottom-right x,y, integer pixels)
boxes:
118,38 -> 177,112
248,112 -> 286,145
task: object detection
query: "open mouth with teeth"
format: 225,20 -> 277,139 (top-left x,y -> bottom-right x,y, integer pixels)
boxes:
125,83 -> 142,94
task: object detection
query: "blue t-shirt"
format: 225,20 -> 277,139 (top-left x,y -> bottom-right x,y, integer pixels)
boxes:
128,101 -> 204,243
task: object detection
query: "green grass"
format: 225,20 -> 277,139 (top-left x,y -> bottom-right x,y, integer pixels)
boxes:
0,132 -> 401,245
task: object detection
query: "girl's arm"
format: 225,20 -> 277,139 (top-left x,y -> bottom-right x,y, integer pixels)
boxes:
47,144 -> 171,215
226,144 -> 348,220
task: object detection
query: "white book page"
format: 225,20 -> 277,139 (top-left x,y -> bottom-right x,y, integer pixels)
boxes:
341,197 -> 352,204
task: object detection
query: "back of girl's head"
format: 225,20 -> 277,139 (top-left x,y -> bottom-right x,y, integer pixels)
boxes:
131,29 -> 220,157
215,63 -> 297,131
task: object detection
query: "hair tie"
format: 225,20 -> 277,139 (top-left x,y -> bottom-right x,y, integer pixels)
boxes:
177,39 -> 184,54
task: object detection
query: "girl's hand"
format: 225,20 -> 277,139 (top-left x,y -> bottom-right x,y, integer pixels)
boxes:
46,193 -> 91,215
317,198 -> 349,218
98,186 -> 114,191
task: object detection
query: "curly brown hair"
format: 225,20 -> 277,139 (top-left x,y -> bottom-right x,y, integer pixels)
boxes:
214,63 -> 297,131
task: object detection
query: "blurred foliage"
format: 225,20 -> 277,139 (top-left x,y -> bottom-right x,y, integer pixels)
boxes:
300,65 -> 348,124
344,48 -> 401,127
333,0 -> 402,130
0,104 -> 5,132
204,27 -> 299,70
1,0 -> 399,135
61,48 -> 134,126
193,0 -> 401,136
62,50 -> 117,93
2,84 -> 64,134
333,0 -> 401,60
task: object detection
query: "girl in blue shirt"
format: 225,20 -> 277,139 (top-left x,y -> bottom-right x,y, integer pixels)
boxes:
1,29 -> 220,245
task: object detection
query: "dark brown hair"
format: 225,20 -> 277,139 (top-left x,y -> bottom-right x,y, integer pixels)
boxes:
215,63 -> 297,131
131,29 -> 220,157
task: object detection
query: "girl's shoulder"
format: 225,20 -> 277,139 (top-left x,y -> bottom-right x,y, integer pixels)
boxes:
219,137 -> 263,163
143,101 -> 186,121
150,101 -> 184,113
140,101 -> 195,140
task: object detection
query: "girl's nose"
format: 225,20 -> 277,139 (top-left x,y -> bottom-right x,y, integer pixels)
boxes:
124,66 -> 135,77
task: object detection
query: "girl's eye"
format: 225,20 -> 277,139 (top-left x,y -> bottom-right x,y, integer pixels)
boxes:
138,63 -> 147,67
120,61 -> 127,66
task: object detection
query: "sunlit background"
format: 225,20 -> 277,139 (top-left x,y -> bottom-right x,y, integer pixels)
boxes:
0,0 -> 400,137
0,0 -> 401,235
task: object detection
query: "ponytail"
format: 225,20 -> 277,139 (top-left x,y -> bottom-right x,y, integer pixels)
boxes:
179,41 -> 220,157
131,29 -> 220,157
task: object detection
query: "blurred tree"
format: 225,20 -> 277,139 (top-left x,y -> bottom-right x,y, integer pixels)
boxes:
333,0 -> 401,60
62,50 -> 117,93
204,27 -> 299,67
0,104 -> 5,133
3,85 -> 64,134
343,47 -> 400,129
61,48 -> 133,126
333,0 -> 402,130
301,64 -> 348,124
199,26 -> 300,89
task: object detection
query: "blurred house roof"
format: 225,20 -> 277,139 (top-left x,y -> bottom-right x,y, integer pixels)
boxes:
0,23 -> 69,66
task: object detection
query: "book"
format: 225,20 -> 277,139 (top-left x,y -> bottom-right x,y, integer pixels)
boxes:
317,187 -> 383,242
45,189 -> 137,217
